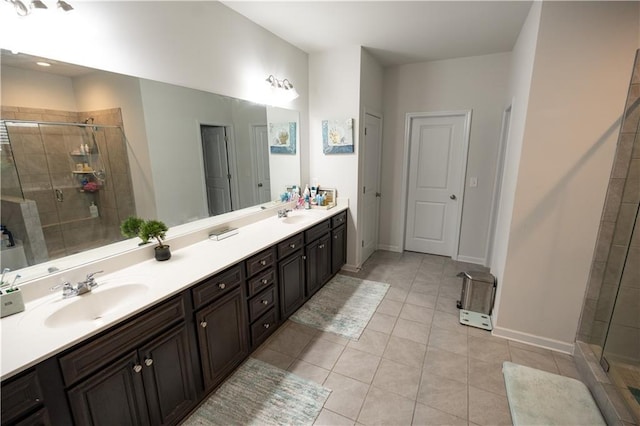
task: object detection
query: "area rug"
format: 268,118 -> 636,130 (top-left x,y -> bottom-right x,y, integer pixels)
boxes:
502,361 -> 606,426
183,357 -> 330,426
290,274 -> 389,340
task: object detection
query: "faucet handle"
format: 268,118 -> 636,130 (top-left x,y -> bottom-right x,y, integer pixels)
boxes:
86,270 -> 104,280
85,270 -> 104,288
50,281 -> 76,298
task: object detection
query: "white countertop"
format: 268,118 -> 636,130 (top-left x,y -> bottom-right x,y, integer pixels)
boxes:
0,205 -> 347,380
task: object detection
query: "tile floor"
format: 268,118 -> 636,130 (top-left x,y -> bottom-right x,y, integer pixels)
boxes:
252,250 -> 583,426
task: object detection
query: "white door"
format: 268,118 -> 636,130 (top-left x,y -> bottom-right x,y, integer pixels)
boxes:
253,124 -> 271,203
404,113 -> 469,256
201,125 -> 232,216
361,113 -> 383,263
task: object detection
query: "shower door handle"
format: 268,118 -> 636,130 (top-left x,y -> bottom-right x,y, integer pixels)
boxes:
55,189 -> 63,202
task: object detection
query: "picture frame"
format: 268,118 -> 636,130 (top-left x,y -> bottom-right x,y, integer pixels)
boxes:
322,118 -> 354,154
269,122 -> 297,154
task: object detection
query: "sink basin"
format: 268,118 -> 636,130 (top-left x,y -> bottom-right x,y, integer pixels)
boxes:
44,283 -> 149,329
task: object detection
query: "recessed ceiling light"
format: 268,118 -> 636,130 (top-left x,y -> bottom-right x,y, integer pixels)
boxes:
36,61 -> 51,67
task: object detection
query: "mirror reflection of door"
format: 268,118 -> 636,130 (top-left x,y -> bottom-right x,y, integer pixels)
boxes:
252,124 -> 271,204
201,125 -> 233,216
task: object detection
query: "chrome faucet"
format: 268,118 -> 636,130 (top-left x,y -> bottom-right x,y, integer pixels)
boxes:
50,270 -> 104,299
277,209 -> 292,218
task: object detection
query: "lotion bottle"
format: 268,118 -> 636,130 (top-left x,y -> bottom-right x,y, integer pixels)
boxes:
89,202 -> 99,218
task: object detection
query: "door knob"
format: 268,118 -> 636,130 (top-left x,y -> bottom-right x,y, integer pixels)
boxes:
375,192 -> 381,198
258,183 -> 263,187
450,194 -> 457,200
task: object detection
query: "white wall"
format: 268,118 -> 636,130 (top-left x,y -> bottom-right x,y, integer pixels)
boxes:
308,46 -> 361,269
380,53 -> 511,262
2,65 -> 77,111
493,1 -> 638,351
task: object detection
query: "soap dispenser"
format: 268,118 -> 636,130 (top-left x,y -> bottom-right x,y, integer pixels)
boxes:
89,202 -> 99,218
303,184 -> 311,210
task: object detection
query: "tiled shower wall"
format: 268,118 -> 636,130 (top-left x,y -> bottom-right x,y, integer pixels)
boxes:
0,107 -> 135,262
578,50 -> 640,363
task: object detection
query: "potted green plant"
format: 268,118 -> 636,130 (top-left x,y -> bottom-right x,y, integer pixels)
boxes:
120,216 -> 171,261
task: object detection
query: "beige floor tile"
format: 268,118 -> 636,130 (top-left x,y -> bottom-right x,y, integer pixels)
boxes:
437,283 -> 462,300
428,327 -> 468,356
417,372 -> 468,419
392,318 -> 430,345
286,320 -> 321,337
347,329 -> 390,357
298,337 -> 346,370
553,352 -> 581,379
423,346 -> 468,384
467,386 -> 512,426
468,357 -> 507,396
376,298 -> 403,317
314,409 -> 355,426
432,310 -> 468,335
287,359 -> 331,385
333,347 -> 382,384
371,358 -> 422,400
412,402 -> 467,426
434,295 -> 460,315
386,286 -> 409,303
250,348 -> 295,370
383,335 -> 427,369
410,281 -> 441,296
406,291 -> 438,309
509,347 -> 559,374
316,330 -> 351,346
265,325 -> 315,358
400,303 -> 435,325
467,335 -> 510,365
366,312 -> 397,334
357,387 -> 416,425
323,372 -> 370,420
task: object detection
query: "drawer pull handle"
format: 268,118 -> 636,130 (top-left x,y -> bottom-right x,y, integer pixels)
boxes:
263,323 -> 270,329
218,283 -> 226,290
261,278 -> 268,284
260,260 -> 267,266
200,321 -> 207,328
261,299 -> 269,305
133,364 -> 143,373
289,243 -> 296,249
144,358 -> 153,367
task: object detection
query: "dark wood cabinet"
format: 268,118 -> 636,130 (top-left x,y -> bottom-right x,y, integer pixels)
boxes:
278,248 -> 306,319
1,370 -> 50,426
331,224 -> 347,275
305,233 -> 332,297
67,322 -> 196,426
195,287 -> 248,391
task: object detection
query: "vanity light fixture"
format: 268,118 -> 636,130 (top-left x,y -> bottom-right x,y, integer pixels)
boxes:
265,74 -> 299,103
4,0 -> 72,16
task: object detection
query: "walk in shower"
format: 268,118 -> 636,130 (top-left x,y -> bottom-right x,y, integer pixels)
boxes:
0,119 -> 135,270
578,51 -> 640,424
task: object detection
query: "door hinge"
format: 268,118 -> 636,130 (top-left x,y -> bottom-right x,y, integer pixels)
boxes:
361,240 -> 364,247
365,128 -> 368,135
363,186 -> 366,194
227,174 -> 231,180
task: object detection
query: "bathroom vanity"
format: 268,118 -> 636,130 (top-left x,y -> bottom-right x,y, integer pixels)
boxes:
0,206 -> 347,425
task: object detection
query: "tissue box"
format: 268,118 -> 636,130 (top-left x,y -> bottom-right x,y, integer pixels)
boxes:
1,288 -> 25,318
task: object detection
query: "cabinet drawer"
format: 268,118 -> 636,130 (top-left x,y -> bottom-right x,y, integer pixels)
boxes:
246,248 -> 275,278
248,285 -> 276,322
277,233 -> 304,259
59,295 -> 185,387
332,211 -> 347,228
1,370 -> 44,426
250,308 -> 277,348
305,220 -> 330,243
246,268 -> 276,297
192,264 -> 243,309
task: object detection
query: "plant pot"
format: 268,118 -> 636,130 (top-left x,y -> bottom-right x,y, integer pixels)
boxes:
155,245 -> 171,261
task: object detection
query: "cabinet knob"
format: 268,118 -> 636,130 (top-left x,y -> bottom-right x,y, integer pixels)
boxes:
144,358 -> 153,367
263,323 -> 270,329
334,235 -> 338,239
319,244 -> 325,249
261,278 -> 268,284
302,255 -> 307,260
218,283 -> 226,290
289,243 -> 296,249
133,364 -> 143,373
261,299 -> 269,305
200,321 -> 207,328
260,260 -> 267,266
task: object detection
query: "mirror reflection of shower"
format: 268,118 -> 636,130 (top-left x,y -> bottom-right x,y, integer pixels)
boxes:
0,117 -> 136,270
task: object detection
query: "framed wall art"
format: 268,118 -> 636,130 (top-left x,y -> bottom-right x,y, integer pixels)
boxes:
322,118 -> 354,154
269,122 -> 297,154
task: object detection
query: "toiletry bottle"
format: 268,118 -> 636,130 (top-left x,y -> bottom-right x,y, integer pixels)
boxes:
89,202 -> 99,218
303,184 -> 311,209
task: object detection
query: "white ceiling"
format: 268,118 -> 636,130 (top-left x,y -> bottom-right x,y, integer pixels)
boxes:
223,1 -> 533,66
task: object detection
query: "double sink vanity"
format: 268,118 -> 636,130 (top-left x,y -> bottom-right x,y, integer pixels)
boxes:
0,204 -> 348,425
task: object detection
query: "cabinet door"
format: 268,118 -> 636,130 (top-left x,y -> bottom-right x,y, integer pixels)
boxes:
67,352 -> 150,426
306,234 -> 331,297
196,288 -> 248,390
332,224 -> 347,275
278,250 -> 306,319
139,323 -> 197,426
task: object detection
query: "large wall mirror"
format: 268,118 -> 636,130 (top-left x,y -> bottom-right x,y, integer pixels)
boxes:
0,49 -> 301,282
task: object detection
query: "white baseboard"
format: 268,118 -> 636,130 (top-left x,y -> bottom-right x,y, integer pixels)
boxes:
456,255 -> 486,265
340,263 -> 360,273
376,244 -> 402,253
492,325 -> 575,355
